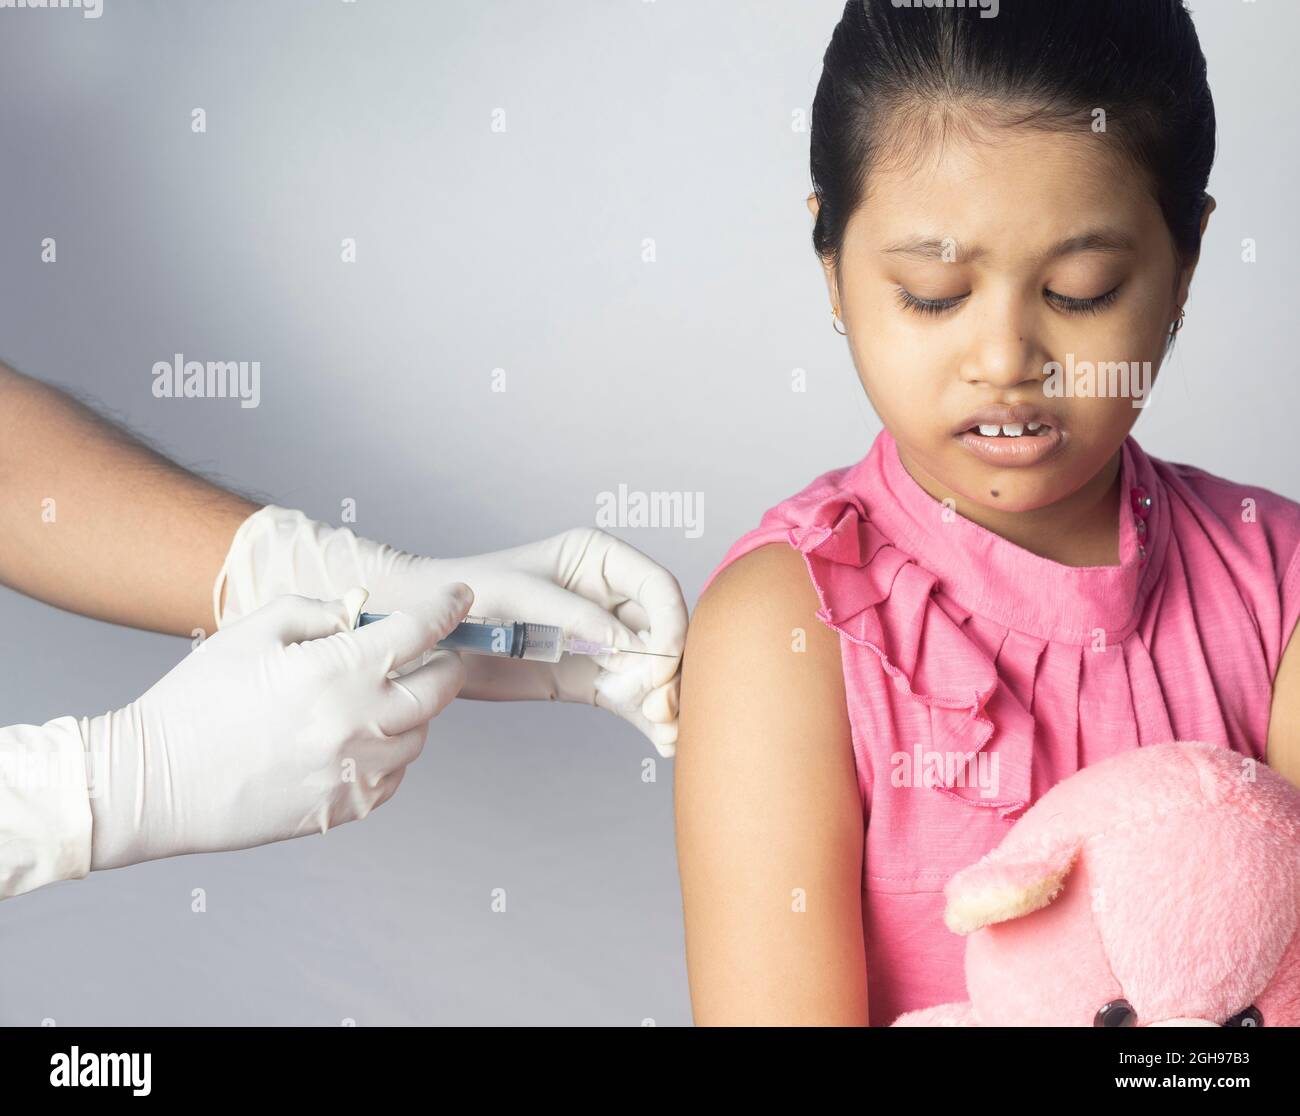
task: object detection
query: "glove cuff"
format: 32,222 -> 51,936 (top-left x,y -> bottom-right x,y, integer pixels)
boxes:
0,716 -> 93,898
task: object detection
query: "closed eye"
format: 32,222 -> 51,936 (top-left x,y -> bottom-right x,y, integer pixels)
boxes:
894,287 -> 966,316
893,285 -> 1123,318
1046,286 -> 1122,316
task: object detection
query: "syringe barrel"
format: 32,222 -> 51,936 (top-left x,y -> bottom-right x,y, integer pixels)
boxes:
357,614 -> 565,663
512,622 -> 565,663
433,618 -> 564,663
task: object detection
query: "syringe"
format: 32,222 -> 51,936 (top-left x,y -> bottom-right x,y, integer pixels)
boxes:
356,612 -> 677,664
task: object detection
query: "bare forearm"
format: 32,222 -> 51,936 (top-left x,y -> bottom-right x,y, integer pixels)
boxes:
0,363 -> 260,636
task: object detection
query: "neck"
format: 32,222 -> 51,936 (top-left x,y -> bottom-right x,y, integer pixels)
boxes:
896,444 -> 1125,568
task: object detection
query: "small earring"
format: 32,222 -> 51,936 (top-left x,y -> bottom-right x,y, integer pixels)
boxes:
1170,305 -> 1186,335
832,306 -> 847,336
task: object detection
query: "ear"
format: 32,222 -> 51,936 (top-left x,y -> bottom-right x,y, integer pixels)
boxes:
943,833 -> 1083,935
806,193 -> 840,309
1174,194 -> 1216,312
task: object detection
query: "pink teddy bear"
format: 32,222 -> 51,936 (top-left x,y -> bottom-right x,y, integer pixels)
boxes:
892,740 -> 1300,1027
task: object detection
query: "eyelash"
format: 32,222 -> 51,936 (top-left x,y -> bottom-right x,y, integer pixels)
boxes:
894,285 -> 1122,318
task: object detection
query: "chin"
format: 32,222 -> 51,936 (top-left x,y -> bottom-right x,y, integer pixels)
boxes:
958,483 -> 1061,514
940,455 -> 1076,513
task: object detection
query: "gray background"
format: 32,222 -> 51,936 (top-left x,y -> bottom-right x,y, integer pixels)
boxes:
0,0 -> 1295,1025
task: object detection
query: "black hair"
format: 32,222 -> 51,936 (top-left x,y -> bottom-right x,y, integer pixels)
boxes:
810,0 -> 1216,297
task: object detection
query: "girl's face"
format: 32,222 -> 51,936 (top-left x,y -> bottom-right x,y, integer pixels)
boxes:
813,119 -> 1212,515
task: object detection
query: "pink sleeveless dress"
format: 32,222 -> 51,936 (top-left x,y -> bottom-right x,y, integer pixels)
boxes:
701,427 -> 1300,1026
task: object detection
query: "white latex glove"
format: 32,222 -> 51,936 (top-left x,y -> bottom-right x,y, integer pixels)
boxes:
213,506 -> 687,756
0,717 -> 94,899
82,584 -> 472,871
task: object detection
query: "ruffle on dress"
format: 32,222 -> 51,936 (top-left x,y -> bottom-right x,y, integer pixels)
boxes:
779,487 -> 1032,820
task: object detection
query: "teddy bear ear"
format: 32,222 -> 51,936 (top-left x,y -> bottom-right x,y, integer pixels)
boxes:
943,834 -> 1083,935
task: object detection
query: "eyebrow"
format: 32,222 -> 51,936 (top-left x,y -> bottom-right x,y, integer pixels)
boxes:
880,228 -> 1136,264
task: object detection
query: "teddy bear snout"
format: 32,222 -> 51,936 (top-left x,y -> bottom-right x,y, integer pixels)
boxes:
1145,1017 -> 1220,1027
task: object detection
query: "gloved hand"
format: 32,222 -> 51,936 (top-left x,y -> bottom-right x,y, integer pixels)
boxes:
82,583 -> 472,871
213,506 -> 687,756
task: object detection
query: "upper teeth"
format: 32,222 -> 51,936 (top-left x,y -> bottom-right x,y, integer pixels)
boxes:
976,422 -> 1044,437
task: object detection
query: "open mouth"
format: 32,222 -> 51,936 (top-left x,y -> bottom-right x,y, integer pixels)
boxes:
961,422 -> 1054,438
954,419 -> 1066,467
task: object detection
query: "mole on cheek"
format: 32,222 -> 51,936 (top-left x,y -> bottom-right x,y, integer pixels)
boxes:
990,489 -> 999,497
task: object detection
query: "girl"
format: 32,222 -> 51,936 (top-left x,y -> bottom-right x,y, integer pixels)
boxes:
674,0 -> 1300,1027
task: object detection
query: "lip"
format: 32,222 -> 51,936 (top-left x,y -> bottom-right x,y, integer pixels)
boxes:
956,423 -> 1066,468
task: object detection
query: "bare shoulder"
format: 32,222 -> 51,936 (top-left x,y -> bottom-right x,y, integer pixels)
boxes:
684,541 -> 844,703
678,540 -> 851,790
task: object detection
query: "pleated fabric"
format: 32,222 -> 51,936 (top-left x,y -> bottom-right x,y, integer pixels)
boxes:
701,427 -> 1300,1025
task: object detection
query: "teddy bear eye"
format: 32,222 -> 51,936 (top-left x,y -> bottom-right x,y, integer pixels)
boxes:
1224,1005 -> 1263,1027
1093,999 -> 1137,1027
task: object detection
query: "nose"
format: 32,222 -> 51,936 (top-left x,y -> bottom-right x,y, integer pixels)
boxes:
1146,1018 -> 1220,1027
957,300 -> 1044,390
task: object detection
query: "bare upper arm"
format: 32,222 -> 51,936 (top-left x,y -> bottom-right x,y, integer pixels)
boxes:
673,542 -> 867,1025
1267,620 -> 1300,791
